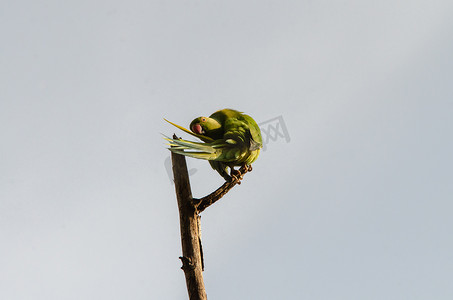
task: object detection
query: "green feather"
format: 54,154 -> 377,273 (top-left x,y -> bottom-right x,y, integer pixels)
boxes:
164,109 -> 262,181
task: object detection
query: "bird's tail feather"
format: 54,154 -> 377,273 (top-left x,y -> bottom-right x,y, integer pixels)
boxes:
164,135 -> 223,161
163,118 -> 214,143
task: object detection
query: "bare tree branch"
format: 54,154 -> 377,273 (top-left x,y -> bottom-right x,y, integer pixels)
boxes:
193,165 -> 248,213
171,147 -> 207,300
170,134 -> 249,299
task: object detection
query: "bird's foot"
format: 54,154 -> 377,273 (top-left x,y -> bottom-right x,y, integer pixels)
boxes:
239,163 -> 252,174
230,169 -> 244,184
230,164 -> 253,184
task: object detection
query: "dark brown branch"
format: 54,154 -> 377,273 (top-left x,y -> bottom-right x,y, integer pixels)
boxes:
170,134 -> 249,299
192,164 -> 248,213
171,143 -> 207,300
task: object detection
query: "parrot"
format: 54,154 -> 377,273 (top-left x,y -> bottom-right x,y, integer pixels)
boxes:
165,109 -> 262,182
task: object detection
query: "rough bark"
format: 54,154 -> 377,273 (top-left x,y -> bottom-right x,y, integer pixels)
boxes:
171,150 -> 207,300
171,135 -> 249,299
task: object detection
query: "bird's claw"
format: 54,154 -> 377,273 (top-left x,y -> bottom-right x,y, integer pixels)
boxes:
230,169 -> 243,184
230,164 -> 253,184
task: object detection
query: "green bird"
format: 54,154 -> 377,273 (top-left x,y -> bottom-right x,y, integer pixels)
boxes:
165,109 -> 262,182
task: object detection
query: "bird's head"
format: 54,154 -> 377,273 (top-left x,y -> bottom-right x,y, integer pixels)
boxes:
190,117 -> 222,137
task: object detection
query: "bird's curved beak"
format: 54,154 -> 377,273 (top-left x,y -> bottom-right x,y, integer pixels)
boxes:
191,123 -> 204,135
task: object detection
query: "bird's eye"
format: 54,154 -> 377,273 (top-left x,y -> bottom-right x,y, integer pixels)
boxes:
201,117 -> 206,122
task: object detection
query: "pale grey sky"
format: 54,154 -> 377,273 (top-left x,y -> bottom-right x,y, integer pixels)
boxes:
1,1 -> 453,299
